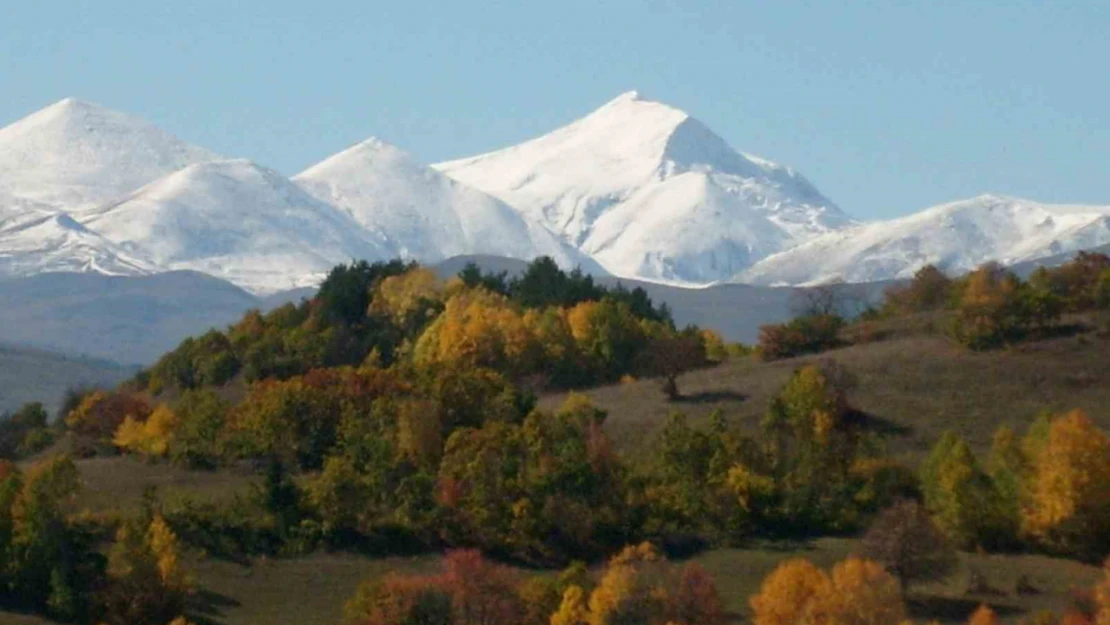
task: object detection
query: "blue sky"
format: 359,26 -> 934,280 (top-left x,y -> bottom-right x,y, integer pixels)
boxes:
2,0 -> 1107,219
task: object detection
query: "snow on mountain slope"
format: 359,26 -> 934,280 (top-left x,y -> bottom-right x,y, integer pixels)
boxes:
0,209 -> 156,279
0,98 -> 221,211
737,195 -> 1110,285
295,138 -> 605,273
435,91 -> 852,284
81,160 -> 392,294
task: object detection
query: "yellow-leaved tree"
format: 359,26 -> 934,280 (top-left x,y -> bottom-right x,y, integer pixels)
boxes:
1023,410 -> 1110,556
113,404 -> 178,458
551,585 -> 590,625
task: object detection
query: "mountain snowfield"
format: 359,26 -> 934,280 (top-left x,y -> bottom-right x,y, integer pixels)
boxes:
435,91 -> 854,283
737,195 -> 1110,285
0,99 -> 601,294
294,138 -> 604,273
82,159 -> 395,293
0,95 -> 1108,295
0,98 -> 220,212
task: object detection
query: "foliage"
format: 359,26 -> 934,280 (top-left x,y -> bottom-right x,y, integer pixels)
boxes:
860,499 -> 957,594
920,431 -> 1017,550
99,513 -> 191,625
114,404 -> 178,458
435,395 -> 626,563
757,314 -> 844,361
0,455 -> 103,622
0,402 -> 54,459
66,391 -> 152,454
759,363 -> 874,533
1022,410 -> 1110,558
750,556 -> 904,625
882,265 -> 955,315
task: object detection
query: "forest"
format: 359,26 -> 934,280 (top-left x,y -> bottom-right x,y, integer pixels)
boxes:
1,252 -> 1109,625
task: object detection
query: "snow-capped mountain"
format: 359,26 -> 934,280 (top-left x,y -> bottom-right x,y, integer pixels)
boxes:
0,98 -> 220,212
0,208 -> 156,278
4,96 -> 1108,296
435,91 -> 853,284
294,138 -> 604,273
82,160 -> 392,293
737,195 -> 1110,285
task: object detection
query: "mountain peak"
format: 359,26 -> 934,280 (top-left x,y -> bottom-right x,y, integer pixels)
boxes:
0,98 -> 222,211
435,94 -> 850,283
604,89 -> 646,105
43,97 -> 106,114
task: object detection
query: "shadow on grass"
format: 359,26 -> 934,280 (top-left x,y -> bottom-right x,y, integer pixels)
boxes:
846,408 -> 913,437
187,587 -> 242,625
671,390 -> 749,404
907,595 -> 1023,622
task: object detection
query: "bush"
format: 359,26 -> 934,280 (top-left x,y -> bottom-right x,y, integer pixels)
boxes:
757,314 -> 844,361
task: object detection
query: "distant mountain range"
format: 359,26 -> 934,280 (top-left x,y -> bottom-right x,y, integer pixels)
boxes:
3,93 -> 1107,296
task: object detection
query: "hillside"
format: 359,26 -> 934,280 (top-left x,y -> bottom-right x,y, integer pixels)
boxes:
542,322 -> 1110,464
0,271 -> 305,364
6,323 -> 1109,625
0,344 -> 133,415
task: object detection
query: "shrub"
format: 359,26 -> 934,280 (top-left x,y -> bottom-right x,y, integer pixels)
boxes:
757,314 -> 844,361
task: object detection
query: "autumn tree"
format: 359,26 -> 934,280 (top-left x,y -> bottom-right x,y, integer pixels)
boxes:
114,404 -> 178,458
66,390 -> 152,453
5,455 -> 100,621
750,556 -> 905,625
861,499 -> 957,595
757,314 -> 844,361
760,363 -> 870,532
636,333 -> 706,399
441,549 -> 526,625
171,389 -> 231,468
967,604 -> 999,625
668,563 -> 724,625
882,264 -> 954,315
99,514 -> 191,625
750,558 -> 832,625
586,543 -> 669,625
1023,410 -> 1110,558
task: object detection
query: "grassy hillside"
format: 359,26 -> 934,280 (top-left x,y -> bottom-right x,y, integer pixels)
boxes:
0,344 -> 134,415
4,326 -> 1109,625
179,540 -> 1099,625
7,539 -> 1098,625
542,327 -> 1110,463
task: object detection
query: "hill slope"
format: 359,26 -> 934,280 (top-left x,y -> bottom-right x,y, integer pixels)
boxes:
0,344 -> 133,416
738,194 -> 1110,285
0,271 -> 305,364
435,91 -> 852,284
542,328 -> 1110,463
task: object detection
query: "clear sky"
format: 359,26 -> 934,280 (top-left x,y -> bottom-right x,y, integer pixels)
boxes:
2,1 -> 1107,220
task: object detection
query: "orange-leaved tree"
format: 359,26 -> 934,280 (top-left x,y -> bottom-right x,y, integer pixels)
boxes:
750,556 -> 904,625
